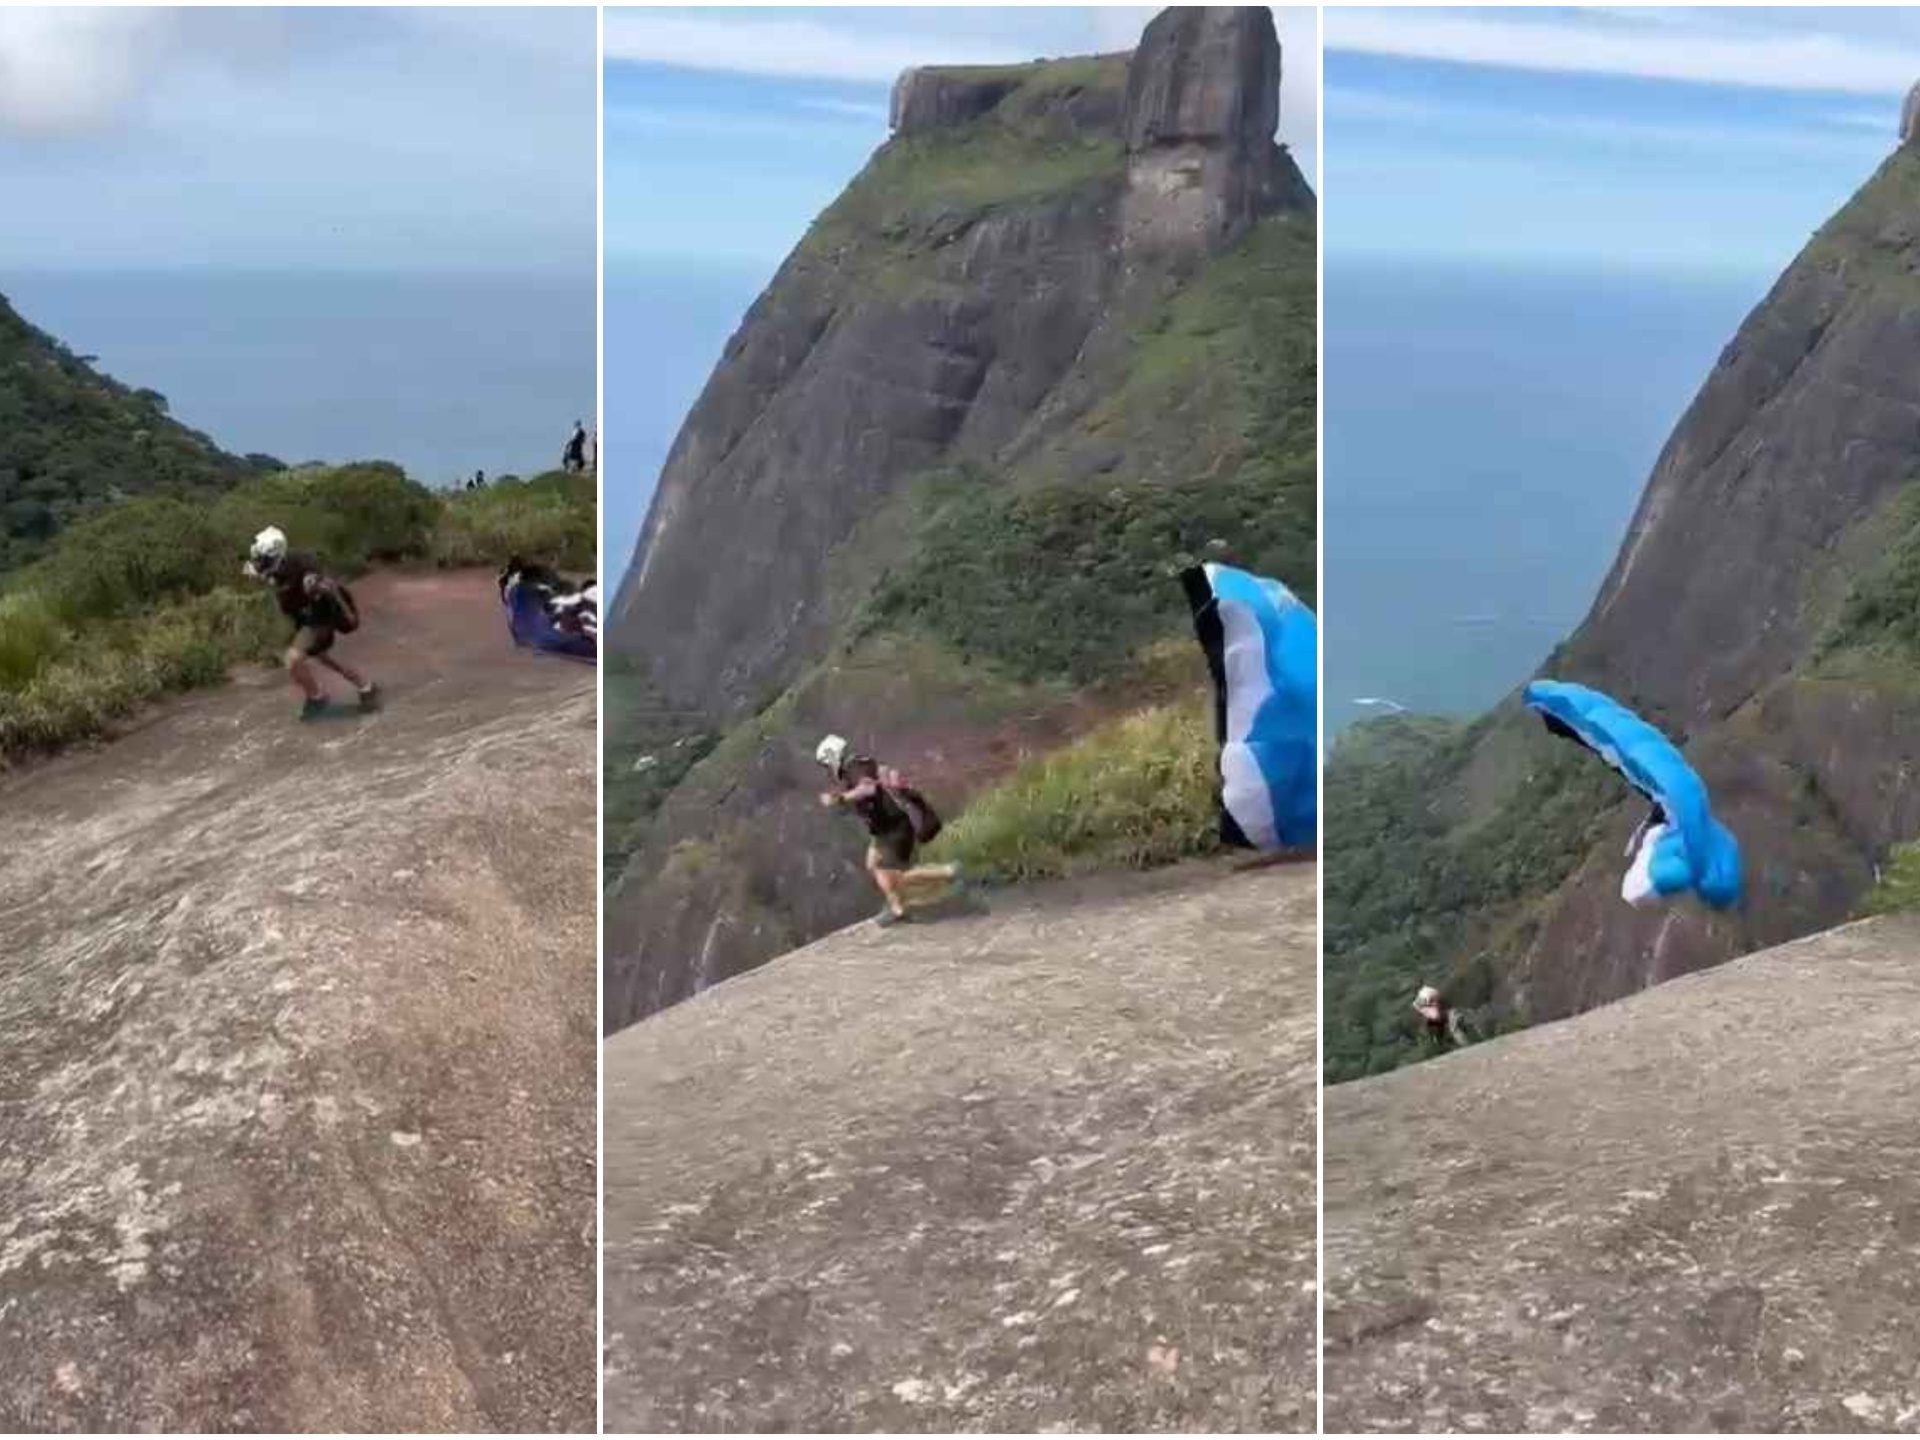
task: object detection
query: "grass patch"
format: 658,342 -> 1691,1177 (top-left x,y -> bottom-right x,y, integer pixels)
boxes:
1858,840 -> 1920,917
434,469 -> 596,571
0,587 -> 282,759
926,695 -> 1219,881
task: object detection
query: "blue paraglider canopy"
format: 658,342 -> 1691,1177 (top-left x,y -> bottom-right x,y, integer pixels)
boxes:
1182,562 -> 1317,850
1523,679 -> 1741,909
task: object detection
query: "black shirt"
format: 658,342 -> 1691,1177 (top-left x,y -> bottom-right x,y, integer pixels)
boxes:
841,755 -> 911,837
270,552 -> 344,628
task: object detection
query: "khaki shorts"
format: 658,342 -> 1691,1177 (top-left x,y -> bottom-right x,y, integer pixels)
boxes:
291,625 -> 336,657
866,826 -> 917,871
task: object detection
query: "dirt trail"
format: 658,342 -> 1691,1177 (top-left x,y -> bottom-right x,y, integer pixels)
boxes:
1326,914 -> 1920,1433
603,859 -> 1317,1432
0,570 -> 595,1433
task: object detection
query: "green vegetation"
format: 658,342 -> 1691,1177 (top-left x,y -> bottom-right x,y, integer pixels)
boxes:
927,695 -> 1219,881
603,656 -> 719,886
434,469 -> 596,571
1858,840 -> 1920,917
858,218 -> 1317,685
1322,710 -> 1621,1082
0,462 -> 595,762
1803,146 -> 1920,294
1821,482 -> 1920,663
0,293 -> 267,574
810,55 -> 1128,252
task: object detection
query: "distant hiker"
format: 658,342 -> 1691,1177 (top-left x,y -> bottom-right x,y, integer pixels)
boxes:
471,468 -> 487,491
814,733 -> 958,926
245,526 -> 380,721
562,421 -> 588,474
1412,984 -> 1469,1054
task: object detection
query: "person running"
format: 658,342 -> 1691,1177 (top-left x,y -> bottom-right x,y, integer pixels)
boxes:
1412,983 -> 1470,1054
815,733 -> 959,926
562,421 -> 589,474
245,527 -> 380,720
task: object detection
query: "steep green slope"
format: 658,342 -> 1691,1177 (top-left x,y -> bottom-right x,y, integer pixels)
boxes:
0,293 -> 266,573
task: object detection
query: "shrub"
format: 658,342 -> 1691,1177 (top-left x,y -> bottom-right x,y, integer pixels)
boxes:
927,695 -> 1220,881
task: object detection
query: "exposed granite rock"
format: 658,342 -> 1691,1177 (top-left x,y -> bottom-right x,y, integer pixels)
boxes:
1902,80 -> 1920,146
1327,915 -> 1920,1432
606,861 -> 1317,1432
1121,6 -> 1304,259
0,572 -> 595,1432
890,66 -> 1025,135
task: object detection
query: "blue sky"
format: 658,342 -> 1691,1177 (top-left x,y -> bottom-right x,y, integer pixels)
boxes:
0,7 -> 595,272
1326,7 -> 1919,276
606,6 -> 1318,269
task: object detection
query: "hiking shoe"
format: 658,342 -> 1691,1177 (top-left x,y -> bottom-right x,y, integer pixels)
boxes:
874,909 -> 909,929
358,684 -> 382,712
299,697 -> 329,722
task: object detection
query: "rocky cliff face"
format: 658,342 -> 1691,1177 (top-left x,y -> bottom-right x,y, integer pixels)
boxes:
1327,117 -> 1920,1076
608,7 -> 1314,1029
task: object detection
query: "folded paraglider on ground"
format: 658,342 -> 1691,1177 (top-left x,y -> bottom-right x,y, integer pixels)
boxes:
499,557 -> 597,663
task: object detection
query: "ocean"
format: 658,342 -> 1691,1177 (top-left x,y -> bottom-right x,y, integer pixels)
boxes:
602,258 -> 766,584
4,269 -> 594,492
1324,258 -> 1771,736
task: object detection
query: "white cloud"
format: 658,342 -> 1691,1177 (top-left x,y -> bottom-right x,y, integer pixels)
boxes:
602,12 -> 1029,84
0,8 -> 175,135
1326,8 -> 1920,97
794,97 -> 891,124
1328,83 -> 1887,156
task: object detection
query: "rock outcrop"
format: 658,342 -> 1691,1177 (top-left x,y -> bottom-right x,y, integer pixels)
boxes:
1121,6 -> 1307,259
0,572 -> 595,1432
890,66 -> 1026,135
1326,914 -> 1920,1431
607,7 -> 1313,1029
605,860 -> 1317,1432
1901,80 -> 1920,146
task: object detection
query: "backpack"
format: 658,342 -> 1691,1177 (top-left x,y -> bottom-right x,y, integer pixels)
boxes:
330,581 -> 361,634
892,785 -> 942,844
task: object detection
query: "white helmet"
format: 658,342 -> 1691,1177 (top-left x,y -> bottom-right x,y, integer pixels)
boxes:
814,733 -> 849,771
1413,984 -> 1442,1012
249,526 -> 287,568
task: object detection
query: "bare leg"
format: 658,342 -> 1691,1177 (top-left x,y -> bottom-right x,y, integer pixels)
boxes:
896,863 -> 959,899
866,857 -> 909,918
285,648 -> 323,701
316,652 -> 370,691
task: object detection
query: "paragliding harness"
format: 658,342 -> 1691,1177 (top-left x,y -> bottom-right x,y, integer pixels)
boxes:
891,779 -> 943,845
499,557 -> 597,661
